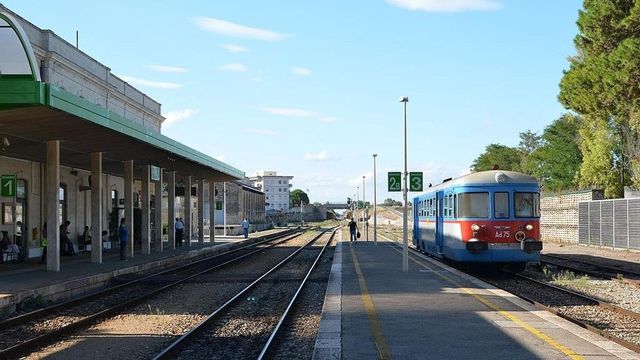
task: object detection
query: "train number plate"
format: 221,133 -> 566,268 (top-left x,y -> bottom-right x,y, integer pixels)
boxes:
494,231 -> 511,238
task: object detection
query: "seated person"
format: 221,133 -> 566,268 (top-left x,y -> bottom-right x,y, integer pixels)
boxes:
1,230 -> 20,262
83,226 -> 92,245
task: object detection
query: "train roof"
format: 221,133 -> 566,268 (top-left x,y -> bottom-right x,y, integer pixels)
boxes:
421,170 -> 539,193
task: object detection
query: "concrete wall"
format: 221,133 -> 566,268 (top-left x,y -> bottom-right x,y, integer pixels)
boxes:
540,189 -> 604,243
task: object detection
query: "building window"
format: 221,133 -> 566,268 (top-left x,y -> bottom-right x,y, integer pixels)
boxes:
59,183 -> 67,223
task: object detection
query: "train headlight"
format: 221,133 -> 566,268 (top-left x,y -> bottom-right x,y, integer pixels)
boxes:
471,224 -> 480,231
525,224 -> 533,231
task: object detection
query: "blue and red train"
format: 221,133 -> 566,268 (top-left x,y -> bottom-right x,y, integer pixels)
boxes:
412,170 -> 543,268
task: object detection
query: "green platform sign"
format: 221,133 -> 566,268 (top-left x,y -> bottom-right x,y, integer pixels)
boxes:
1,175 -> 16,197
388,172 -> 401,192
409,172 -> 423,192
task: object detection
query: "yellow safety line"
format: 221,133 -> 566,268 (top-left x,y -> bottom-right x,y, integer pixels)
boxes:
386,245 -> 584,360
349,242 -> 392,360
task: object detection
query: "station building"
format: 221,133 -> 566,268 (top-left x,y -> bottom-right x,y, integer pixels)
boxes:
249,171 -> 293,211
0,6 -> 264,271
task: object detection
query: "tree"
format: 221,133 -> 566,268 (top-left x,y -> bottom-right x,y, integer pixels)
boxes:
518,130 -> 542,175
559,0 -> 640,196
471,144 -> 523,172
290,189 -> 309,207
528,114 -> 583,191
518,130 -> 542,154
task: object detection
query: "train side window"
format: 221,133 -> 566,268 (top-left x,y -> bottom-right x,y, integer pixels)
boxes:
449,194 -> 453,217
453,194 -> 457,218
494,192 -> 509,219
443,195 -> 448,218
458,192 -> 489,218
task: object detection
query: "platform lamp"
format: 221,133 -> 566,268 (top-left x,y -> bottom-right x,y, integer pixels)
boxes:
362,175 -> 366,241
400,96 -> 409,272
373,154 -> 378,245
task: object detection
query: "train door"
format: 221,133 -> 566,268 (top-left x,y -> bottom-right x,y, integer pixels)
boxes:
435,191 -> 444,253
412,197 -> 419,247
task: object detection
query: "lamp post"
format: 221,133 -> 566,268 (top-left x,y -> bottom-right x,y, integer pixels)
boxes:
362,175 -> 367,241
400,96 -> 409,272
373,154 -> 378,245
356,186 -> 359,224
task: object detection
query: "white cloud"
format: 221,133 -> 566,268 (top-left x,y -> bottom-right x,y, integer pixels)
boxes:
147,65 -> 188,73
119,75 -> 183,89
304,151 -> 329,161
218,63 -> 248,72
246,128 -> 278,136
291,67 -> 312,76
215,155 -> 225,161
193,17 -> 290,41
387,0 -> 501,12
221,44 -> 249,53
162,108 -> 199,127
262,107 -> 317,118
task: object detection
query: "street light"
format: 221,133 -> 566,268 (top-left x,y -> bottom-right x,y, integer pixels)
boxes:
400,96 -> 409,272
362,175 -> 367,241
373,154 -> 378,245
356,186 -> 359,223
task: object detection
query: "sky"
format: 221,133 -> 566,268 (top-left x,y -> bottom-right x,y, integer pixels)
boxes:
2,0 -> 584,203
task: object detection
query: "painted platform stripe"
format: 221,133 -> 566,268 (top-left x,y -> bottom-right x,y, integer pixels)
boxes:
385,244 -> 584,360
349,243 -> 392,360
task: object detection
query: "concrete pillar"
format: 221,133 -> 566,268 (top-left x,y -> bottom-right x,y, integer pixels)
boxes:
209,180 -> 215,243
167,171 -> 176,250
184,175 -> 192,247
90,152 -> 102,264
198,178 -> 205,244
124,160 -> 134,257
154,169 -> 163,252
141,165 -> 151,254
46,141 -> 60,272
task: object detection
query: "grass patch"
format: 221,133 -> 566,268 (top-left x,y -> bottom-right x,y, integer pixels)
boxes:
147,304 -> 165,315
550,269 -> 591,288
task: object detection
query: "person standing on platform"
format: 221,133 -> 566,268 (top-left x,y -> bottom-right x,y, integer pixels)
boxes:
40,222 -> 47,264
348,218 -> 359,242
175,217 -> 184,247
242,218 -> 250,239
119,218 -> 128,260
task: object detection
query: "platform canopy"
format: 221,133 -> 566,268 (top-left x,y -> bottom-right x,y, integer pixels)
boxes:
0,11 -> 243,181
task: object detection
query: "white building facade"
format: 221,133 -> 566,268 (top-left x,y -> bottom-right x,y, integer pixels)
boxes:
249,171 -> 293,211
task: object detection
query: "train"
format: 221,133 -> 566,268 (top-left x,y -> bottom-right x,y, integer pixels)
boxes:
412,170 -> 543,269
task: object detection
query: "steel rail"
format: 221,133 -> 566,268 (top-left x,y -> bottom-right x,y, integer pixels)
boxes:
257,227 -> 338,360
152,227 -> 335,360
473,271 -> 640,354
0,228 -> 298,330
0,229 -> 304,360
384,234 -> 640,355
541,253 -> 640,287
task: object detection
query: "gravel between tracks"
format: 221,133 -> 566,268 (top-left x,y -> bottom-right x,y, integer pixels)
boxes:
18,231 -> 320,359
172,232 -> 333,359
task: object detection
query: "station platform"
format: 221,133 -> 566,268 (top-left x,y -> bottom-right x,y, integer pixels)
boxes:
0,228 -> 290,315
313,234 -> 639,360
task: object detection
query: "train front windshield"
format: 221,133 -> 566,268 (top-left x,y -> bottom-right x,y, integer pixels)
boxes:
514,192 -> 540,218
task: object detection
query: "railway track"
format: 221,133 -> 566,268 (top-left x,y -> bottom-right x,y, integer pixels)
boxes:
153,227 -> 337,360
0,228 -> 304,359
541,253 -> 640,287
474,271 -> 640,353
377,230 -> 640,354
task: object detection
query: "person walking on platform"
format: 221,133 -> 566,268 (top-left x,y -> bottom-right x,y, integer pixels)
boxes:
40,222 -> 47,264
242,218 -> 250,239
175,217 -> 184,247
348,218 -> 359,242
119,218 -> 128,260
